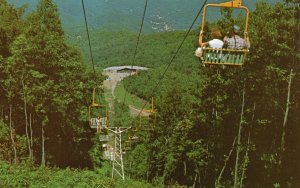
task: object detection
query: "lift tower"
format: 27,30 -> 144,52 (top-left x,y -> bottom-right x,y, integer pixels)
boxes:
106,127 -> 131,180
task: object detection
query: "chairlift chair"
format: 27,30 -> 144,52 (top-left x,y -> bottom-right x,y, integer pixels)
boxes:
142,97 -> 155,113
124,140 -> 132,151
99,134 -> 109,142
198,0 -> 250,66
89,88 -> 109,131
140,97 -> 156,131
129,135 -> 139,142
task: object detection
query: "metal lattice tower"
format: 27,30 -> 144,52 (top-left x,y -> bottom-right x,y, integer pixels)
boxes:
106,127 -> 130,180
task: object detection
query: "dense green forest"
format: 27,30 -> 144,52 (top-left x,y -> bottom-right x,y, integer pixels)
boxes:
0,0 -> 299,187
121,1 -> 300,187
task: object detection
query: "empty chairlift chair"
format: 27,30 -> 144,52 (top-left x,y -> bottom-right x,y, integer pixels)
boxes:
89,88 -> 109,132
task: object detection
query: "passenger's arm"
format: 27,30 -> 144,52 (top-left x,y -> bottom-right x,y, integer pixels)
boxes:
223,36 -> 228,42
201,42 -> 209,47
199,30 -> 204,46
222,36 -> 229,48
245,32 -> 250,48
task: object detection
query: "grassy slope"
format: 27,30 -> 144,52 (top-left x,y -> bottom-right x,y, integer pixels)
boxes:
114,82 -> 151,110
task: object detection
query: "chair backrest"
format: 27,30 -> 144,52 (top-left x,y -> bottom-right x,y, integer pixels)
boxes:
203,48 -> 248,65
90,118 -> 97,128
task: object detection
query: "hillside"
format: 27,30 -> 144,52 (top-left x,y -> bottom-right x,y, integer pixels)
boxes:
68,30 -> 200,69
0,0 -> 299,188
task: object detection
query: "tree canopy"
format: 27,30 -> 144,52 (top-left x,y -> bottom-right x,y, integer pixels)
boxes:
0,0 -> 299,187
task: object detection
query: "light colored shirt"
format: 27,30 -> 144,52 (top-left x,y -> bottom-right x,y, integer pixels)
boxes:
208,39 -> 224,48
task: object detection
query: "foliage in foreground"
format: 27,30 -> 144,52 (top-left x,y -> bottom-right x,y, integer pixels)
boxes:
0,160 -> 157,188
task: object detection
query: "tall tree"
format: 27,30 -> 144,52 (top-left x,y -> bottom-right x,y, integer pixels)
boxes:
0,0 -> 24,115
2,0 -> 97,167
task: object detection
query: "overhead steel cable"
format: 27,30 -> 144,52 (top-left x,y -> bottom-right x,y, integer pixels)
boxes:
81,0 -> 97,81
122,0 -> 149,105
132,0 -> 208,121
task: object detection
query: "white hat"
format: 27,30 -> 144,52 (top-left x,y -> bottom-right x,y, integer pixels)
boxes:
233,25 -> 240,34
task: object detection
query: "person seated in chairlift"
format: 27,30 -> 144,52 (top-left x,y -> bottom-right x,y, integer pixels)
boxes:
102,144 -> 107,150
100,117 -> 107,128
195,28 -> 224,57
96,116 -> 101,126
96,116 -> 101,132
90,118 -> 97,127
223,25 -> 250,50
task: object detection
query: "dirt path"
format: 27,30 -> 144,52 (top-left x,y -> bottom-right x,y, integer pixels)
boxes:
129,105 -> 150,117
103,70 -> 150,117
103,72 -> 130,99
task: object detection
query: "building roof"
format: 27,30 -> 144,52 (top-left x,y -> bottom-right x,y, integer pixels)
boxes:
103,66 -> 148,72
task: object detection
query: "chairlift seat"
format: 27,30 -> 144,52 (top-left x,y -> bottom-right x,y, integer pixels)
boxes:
124,141 -> 132,151
99,135 -> 109,142
202,48 -> 248,65
90,118 -> 97,128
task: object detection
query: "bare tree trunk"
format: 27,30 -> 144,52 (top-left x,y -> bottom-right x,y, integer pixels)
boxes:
239,103 -> 255,188
199,171 -> 202,188
9,105 -> 17,164
183,161 -> 187,177
146,168 -> 149,182
29,113 -> 33,161
239,133 -> 251,188
216,137 -> 237,187
41,125 -> 45,167
281,68 -> 293,153
234,87 -> 245,188
1,106 -> 3,119
146,161 -> 150,182
22,79 -> 32,160
192,173 -> 198,188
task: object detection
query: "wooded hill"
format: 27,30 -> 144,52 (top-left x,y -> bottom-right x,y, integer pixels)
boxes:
0,0 -> 299,187
104,1 -> 300,187
0,0 -> 153,187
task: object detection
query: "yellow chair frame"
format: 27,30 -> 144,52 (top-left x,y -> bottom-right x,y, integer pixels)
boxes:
142,97 -> 155,113
89,88 -> 109,130
200,0 -> 250,66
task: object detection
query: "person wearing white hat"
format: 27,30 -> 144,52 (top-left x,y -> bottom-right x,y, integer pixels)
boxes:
223,25 -> 250,50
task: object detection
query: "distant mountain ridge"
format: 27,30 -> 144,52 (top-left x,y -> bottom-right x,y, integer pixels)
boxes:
9,0 -> 280,33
